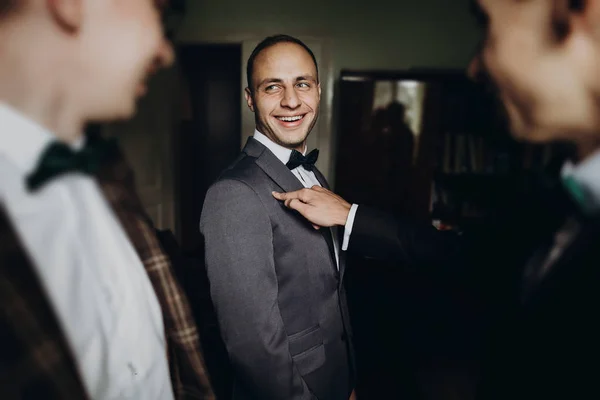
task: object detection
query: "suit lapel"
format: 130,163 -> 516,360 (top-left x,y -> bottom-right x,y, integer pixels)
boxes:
0,209 -> 88,399
545,215 -> 600,276
244,137 -> 304,193
312,167 -> 346,285
246,138 -> 344,282
312,167 -> 330,190
96,162 -> 216,399
522,212 -> 600,305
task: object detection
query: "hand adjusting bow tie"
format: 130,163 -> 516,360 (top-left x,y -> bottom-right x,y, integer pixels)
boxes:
26,135 -> 119,191
286,149 -> 319,171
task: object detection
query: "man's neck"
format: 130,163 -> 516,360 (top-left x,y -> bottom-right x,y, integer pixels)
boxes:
0,28 -> 84,143
292,143 -> 307,154
0,94 -> 84,144
255,128 -> 307,154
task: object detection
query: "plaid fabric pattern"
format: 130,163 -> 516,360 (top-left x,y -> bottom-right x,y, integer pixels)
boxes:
97,148 -> 215,400
0,142 -> 213,399
0,210 -> 89,400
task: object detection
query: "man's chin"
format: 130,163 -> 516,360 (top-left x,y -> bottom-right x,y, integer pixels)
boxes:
104,102 -> 137,123
508,119 -> 554,144
136,83 -> 148,98
279,132 -> 310,150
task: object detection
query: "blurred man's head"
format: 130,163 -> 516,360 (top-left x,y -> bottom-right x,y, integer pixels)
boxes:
245,35 -> 321,152
469,0 -> 600,158
0,0 -> 174,130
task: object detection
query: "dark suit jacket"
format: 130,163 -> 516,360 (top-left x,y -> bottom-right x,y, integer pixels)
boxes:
0,144 -> 214,400
0,210 -> 88,400
200,138 -> 355,400
347,182 -> 600,400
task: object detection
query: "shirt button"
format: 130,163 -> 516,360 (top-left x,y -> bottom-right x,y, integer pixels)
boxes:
128,362 -> 138,377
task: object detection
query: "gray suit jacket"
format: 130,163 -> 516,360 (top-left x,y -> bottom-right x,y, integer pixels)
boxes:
200,138 -> 355,400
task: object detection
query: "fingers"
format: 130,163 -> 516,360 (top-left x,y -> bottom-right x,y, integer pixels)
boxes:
273,190 -> 321,229
284,197 -> 294,208
273,188 -> 313,204
285,197 -> 311,216
308,185 -> 349,207
272,191 -> 288,201
298,188 -> 314,203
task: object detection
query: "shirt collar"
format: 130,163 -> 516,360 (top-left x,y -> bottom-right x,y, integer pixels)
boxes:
0,103 -> 85,176
253,129 -> 306,165
561,148 -> 600,213
0,103 -> 55,176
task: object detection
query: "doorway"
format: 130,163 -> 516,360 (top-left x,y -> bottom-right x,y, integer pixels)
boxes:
177,44 -> 242,255
175,44 -> 242,399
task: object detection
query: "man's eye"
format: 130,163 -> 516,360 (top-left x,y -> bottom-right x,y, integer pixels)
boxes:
297,82 -> 310,88
265,85 -> 279,91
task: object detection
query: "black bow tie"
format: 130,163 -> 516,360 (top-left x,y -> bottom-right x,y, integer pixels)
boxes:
286,149 -> 319,171
26,136 -> 119,191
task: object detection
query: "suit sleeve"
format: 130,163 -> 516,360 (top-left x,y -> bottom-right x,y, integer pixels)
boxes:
200,179 -> 315,400
347,205 -> 467,269
348,204 -> 539,311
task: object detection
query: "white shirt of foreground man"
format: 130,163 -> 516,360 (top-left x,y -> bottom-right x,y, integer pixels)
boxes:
0,104 -> 174,400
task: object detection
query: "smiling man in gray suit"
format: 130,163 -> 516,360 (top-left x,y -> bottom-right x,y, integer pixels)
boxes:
200,35 -> 356,400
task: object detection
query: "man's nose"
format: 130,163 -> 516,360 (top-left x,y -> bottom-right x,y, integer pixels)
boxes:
467,44 -> 484,82
156,38 -> 175,70
281,87 -> 301,109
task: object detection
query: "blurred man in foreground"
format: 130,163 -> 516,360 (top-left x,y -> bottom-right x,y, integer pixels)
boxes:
0,1 -> 213,398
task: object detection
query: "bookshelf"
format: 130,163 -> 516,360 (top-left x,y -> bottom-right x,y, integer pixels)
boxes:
334,69 -> 558,231
428,78 -> 554,231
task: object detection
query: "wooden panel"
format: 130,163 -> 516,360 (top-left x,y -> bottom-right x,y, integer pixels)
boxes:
102,66 -> 179,232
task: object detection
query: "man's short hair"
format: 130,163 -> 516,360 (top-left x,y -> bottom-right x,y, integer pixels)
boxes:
246,34 -> 319,92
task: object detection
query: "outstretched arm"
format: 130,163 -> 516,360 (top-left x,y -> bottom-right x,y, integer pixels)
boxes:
273,186 -> 464,267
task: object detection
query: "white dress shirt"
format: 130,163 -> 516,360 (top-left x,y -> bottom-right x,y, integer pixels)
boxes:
0,104 -> 174,400
254,130 -> 358,266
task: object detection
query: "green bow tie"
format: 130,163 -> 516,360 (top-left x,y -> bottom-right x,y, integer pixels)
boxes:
561,175 -> 595,215
26,136 -> 118,191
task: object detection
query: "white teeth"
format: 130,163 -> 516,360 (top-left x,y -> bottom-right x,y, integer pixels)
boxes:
278,116 -> 303,122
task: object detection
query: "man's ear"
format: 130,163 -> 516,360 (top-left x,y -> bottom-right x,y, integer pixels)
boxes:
47,0 -> 82,33
244,87 -> 255,112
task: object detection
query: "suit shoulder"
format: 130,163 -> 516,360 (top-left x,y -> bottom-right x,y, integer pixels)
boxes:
213,153 -> 266,190
201,157 -> 269,221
